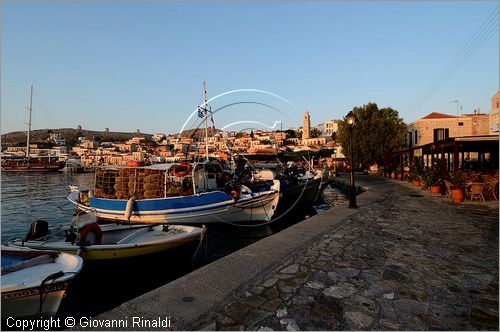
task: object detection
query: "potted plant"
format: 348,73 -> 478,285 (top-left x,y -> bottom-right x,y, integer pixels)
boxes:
449,172 -> 465,203
410,158 -> 424,187
425,166 -> 441,193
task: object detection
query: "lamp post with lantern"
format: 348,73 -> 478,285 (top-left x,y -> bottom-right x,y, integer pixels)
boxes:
346,111 -> 357,209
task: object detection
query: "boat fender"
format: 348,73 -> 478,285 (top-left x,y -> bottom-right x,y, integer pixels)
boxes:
124,196 -> 135,221
172,163 -> 192,177
25,220 -> 49,240
78,223 -> 102,245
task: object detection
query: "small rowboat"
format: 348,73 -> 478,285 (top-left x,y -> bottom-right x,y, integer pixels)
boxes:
9,214 -> 205,261
1,245 -> 83,319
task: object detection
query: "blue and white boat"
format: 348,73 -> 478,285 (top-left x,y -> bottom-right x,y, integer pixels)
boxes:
68,161 -> 280,225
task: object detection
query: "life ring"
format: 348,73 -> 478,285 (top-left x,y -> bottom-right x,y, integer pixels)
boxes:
172,163 -> 192,177
78,223 -> 103,245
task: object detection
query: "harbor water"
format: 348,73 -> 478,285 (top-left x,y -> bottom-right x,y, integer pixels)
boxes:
1,170 -> 346,322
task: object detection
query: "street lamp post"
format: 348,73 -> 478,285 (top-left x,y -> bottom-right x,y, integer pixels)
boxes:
346,111 -> 357,209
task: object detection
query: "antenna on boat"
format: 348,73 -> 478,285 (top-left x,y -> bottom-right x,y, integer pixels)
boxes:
202,81 -> 209,162
26,84 -> 33,166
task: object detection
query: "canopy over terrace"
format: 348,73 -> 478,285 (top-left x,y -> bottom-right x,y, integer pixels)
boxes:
384,135 -> 499,178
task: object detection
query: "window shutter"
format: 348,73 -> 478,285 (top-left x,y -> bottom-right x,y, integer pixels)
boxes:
433,129 -> 438,142
445,128 -> 449,139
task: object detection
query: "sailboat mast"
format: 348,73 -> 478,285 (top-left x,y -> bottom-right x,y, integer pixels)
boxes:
203,81 -> 209,161
26,85 -> 33,163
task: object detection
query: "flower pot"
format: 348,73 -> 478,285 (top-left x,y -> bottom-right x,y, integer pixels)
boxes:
412,180 -> 421,187
430,185 -> 441,194
452,189 -> 464,203
391,172 -> 396,179
397,173 -> 403,180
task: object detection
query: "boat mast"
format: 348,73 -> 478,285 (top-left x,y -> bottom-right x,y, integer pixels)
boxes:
202,81 -> 209,162
26,85 -> 33,165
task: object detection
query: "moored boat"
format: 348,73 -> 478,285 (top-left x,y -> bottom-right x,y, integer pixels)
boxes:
68,161 -> 280,225
9,214 -> 205,261
240,158 -> 325,218
1,85 -> 65,172
1,245 -> 83,319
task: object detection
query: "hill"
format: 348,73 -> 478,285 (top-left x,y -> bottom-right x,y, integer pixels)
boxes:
1,128 -> 152,148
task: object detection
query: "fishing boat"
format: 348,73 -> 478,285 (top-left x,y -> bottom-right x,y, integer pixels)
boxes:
1,245 -> 83,319
68,83 -> 280,225
9,213 -> 205,261
1,85 -> 65,172
68,161 -> 280,224
241,156 -> 326,218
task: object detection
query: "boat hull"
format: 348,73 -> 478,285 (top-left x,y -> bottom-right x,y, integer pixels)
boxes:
1,159 -> 65,172
68,183 -> 280,225
11,225 -> 204,261
1,246 -> 82,320
1,282 -> 70,320
273,177 -> 322,218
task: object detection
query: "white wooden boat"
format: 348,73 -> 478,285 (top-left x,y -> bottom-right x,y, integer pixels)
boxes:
9,214 -> 205,261
1,245 -> 83,319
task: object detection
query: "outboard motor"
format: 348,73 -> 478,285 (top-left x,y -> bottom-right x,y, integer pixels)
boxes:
25,220 -> 49,240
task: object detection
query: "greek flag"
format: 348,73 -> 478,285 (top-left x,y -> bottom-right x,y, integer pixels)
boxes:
198,106 -> 207,118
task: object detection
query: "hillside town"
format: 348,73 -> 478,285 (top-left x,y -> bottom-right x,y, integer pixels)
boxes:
1,91 -> 499,172
1,91 -> 498,172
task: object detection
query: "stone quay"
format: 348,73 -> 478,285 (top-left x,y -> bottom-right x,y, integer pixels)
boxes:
94,175 -> 498,331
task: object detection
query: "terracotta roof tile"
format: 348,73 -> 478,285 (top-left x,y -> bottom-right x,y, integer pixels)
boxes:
421,112 -> 459,120
463,113 -> 488,117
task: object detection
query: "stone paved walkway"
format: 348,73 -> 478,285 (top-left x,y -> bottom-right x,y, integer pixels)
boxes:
205,178 -> 499,330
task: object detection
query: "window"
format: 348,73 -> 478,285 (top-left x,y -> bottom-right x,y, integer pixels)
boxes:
433,128 -> 449,142
458,122 -> 463,126
414,130 -> 418,145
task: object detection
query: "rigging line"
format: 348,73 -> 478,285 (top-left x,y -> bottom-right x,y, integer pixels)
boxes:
423,18 -> 498,95
410,20 -> 498,113
405,7 -> 499,113
32,88 -> 58,129
408,21 -> 497,113
427,7 -> 498,90
435,22 -> 499,86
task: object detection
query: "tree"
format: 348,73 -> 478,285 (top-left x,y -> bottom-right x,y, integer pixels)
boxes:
337,103 -> 406,168
310,128 -> 321,138
285,129 -> 297,138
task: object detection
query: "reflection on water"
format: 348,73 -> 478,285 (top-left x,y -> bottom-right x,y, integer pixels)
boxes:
1,171 -> 94,242
1,172 -> 346,321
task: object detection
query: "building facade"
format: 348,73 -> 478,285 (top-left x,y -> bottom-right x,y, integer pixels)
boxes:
302,111 -> 310,139
407,112 -> 490,148
490,91 -> 499,134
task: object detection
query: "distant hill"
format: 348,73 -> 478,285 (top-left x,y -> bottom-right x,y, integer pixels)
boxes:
1,128 -> 153,148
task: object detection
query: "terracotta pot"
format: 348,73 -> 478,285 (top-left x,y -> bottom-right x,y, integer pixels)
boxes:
430,185 -> 441,194
397,173 -> 403,180
391,172 -> 396,179
452,189 -> 464,203
412,180 -> 421,187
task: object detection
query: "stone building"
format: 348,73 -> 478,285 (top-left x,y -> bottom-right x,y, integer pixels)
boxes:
490,90 -> 499,134
302,111 -> 310,139
407,111 -> 490,148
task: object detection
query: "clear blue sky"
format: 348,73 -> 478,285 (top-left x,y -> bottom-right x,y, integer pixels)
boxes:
2,1 -> 498,135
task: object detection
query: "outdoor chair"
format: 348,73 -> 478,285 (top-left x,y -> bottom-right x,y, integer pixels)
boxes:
484,179 -> 498,201
468,183 -> 486,202
481,174 -> 492,183
443,180 -> 453,199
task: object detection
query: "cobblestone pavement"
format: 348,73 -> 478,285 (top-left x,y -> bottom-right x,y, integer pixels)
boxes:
207,179 -> 499,330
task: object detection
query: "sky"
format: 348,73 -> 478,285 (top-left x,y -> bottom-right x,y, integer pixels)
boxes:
1,1 -> 498,135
